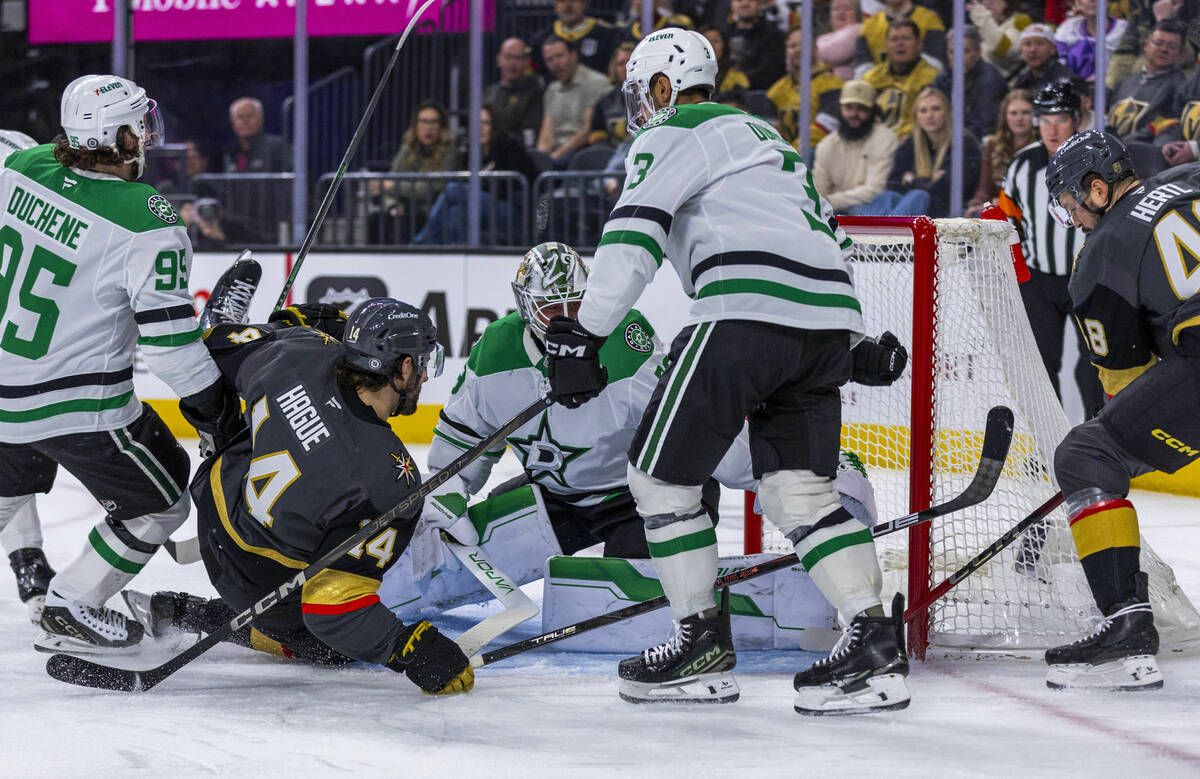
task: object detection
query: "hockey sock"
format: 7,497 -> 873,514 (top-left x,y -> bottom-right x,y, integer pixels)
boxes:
788,506 -> 883,619
644,511 -> 719,621
0,495 -> 40,553
1068,498 -> 1142,613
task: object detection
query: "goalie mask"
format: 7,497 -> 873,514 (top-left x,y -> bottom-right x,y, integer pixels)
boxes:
60,74 -> 165,179
513,242 -> 589,342
623,28 -> 717,134
343,298 -> 445,384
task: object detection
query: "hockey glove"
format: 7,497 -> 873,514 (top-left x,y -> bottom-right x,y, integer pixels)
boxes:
545,316 -> 608,409
410,482 -> 479,582
387,620 -> 475,695
180,379 -> 245,458
851,331 -> 908,386
268,303 -> 348,341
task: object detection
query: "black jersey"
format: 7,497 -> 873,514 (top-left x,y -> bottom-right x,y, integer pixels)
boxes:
192,324 -> 421,664
1069,165 -> 1200,397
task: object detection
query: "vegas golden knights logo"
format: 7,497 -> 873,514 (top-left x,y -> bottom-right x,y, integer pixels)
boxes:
1181,100 -> 1200,141
1107,98 -> 1148,138
877,88 -> 906,130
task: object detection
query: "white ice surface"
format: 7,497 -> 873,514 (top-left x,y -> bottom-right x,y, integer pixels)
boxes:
4,442 -> 1200,777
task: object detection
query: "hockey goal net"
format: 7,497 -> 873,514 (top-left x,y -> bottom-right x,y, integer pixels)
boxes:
744,216 -> 1200,659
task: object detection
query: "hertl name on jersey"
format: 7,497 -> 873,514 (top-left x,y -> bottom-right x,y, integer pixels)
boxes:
275,383 -> 332,451
6,184 -> 90,250
1129,182 -> 1193,224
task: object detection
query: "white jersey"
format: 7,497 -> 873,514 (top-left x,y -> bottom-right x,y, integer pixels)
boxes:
430,311 -> 755,506
0,145 -> 219,443
0,130 -> 37,163
577,102 -> 865,340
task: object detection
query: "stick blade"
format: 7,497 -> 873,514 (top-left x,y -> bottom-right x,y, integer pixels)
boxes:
981,405 -> 1015,463
45,653 -> 146,692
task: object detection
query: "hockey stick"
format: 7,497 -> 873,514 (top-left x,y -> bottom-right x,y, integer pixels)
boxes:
443,537 -> 539,657
163,537 -> 201,566
471,406 -> 1014,668
903,491 -> 1065,622
45,396 -> 551,692
272,0 -> 439,311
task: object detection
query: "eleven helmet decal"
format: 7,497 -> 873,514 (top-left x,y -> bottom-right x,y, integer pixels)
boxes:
512,242 -> 589,342
342,297 -> 444,380
623,27 -> 717,134
59,74 -> 164,178
1045,130 -> 1137,227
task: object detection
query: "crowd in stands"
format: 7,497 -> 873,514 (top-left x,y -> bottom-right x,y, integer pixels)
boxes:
143,0 -> 1200,248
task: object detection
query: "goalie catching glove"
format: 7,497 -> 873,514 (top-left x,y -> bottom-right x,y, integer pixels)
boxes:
851,331 -> 908,386
544,316 -> 608,409
386,620 -> 475,694
410,479 -> 480,582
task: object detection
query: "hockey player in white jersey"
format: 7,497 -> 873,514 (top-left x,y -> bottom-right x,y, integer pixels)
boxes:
544,29 -> 910,713
0,128 -> 58,624
0,76 -> 232,654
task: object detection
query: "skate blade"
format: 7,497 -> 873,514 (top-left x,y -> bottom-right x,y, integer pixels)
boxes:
619,672 -> 740,704
24,595 -> 46,626
33,631 -> 143,657
1046,655 -> 1163,691
794,673 -> 911,716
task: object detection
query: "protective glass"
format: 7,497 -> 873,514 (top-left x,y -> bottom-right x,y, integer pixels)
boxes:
623,79 -> 656,135
422,342 -> 445,379
1049,194 -> 1077,229
142,99 -> 166,147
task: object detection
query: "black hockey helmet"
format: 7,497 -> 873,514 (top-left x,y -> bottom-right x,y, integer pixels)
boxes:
1046,130 -> 1137,226
341,298 -> 444,380
1033,79 -> 1081,122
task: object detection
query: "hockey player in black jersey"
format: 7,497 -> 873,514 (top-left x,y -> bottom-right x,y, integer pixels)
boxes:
146,298 -> 475,695
1043,130 -> 1200,690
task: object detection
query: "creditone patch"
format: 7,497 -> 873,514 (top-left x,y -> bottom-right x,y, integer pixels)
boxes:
624,321 -> 653,353
147,194 -> 178,224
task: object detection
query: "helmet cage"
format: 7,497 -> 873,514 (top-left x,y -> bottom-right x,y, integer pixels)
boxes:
512,242 -> 588,341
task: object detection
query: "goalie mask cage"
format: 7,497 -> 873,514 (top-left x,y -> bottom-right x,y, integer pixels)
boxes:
743,216 -> 1200,660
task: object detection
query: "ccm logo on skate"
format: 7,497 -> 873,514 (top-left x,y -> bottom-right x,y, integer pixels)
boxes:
676,646 -> 727,677
1151,429 -> 1199,457
469,552 -> 515,594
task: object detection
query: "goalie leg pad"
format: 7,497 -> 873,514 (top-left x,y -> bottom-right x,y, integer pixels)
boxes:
1046,655 -> 1163,691
794,673 -> 911,715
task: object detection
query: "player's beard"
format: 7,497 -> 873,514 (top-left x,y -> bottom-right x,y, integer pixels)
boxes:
394,371 -> 422,417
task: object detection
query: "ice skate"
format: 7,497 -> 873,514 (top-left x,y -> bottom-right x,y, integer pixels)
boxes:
199,253 -> 261,329
793,593 -> 910,715
1045,573 -> 1162,691
9,548 -> 55,625
618,589 -> 738,704
121,590 -> 225,639
35,590 -> 144,655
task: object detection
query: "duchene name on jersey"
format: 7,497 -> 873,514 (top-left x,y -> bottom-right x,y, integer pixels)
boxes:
275,383 -> 331,452
6,184 -> 89,251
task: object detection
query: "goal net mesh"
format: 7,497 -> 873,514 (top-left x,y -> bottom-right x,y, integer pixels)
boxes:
756,217 -> 1199,654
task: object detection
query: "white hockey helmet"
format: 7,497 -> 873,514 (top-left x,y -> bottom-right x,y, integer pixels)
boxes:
0,130 -> 37,163
60,75 -> 163,172
513,242 -> 589,342
623,27 -> 717,134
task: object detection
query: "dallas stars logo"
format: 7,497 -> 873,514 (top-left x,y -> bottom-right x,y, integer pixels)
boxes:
507,414 -> 590,489
390,451 -> 417,484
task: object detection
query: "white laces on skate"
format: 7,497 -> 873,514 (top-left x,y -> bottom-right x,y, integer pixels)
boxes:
72,602 -> 131,640
813,621 -> 863,669
643,622 -> 692,665
215,279 -> 256,322
1071,602 -> 1153,646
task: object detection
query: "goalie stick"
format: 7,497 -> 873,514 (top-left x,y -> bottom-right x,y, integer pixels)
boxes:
443,537 -> 539,658
471,405 -> 1014,668
44,396 -> 552,692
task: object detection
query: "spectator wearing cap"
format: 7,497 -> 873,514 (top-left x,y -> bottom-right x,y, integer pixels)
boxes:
1009,23 -> 1079,91
932,26 -> 1008,141
768,27 -> 846,149
721,0 -> 787,89
854,0 -> 947,73
968,0 -> 1033,79
1055,0 -> 1127,82
537,36 -> 612,168
1104,0 -> 1199,89
484,38 -> 545,147
532,0 -> 620,74
1106,21 -> 1187,141
863,19 -> 940,139
812,80 -> 901,214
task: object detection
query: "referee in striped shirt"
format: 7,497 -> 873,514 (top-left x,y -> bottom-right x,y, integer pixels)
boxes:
998,80 -> 1104,417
